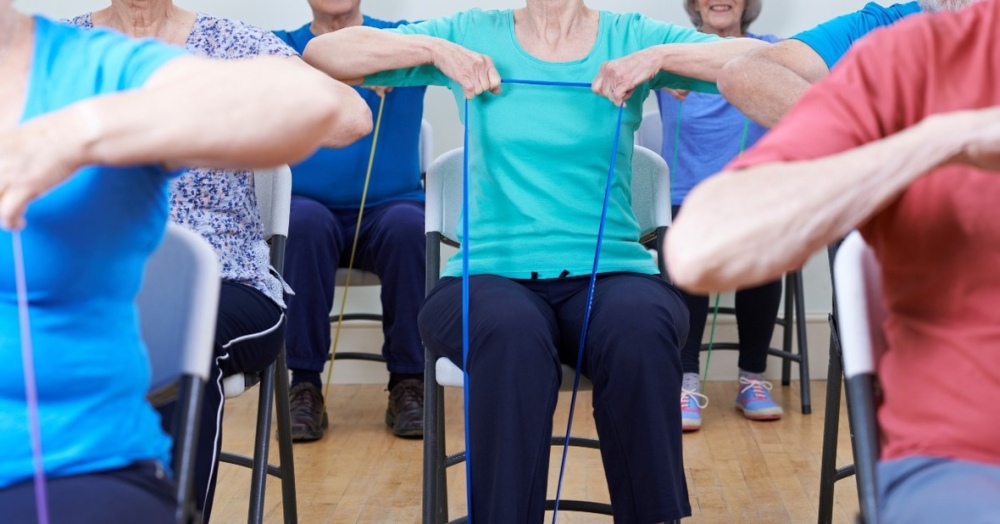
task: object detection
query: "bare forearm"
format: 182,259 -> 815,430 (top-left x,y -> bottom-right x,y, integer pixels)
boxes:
718,56 -> 813,128
667,114 -> 965,293
655,38 -> 768,84
58,56 -> 371,170
303,26 -> 436,84
718,40 -> 830,128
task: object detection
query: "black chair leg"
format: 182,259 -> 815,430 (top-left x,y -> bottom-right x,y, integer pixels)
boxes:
274,348 -> 298,523
781,273 -> 795,386
793,271 -> 812,414
248,363 -> 275,523
818,317 -> 843,524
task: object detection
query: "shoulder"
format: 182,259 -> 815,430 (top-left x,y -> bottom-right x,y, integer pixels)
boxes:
189,13 -> 295,59
63,12 -> 93,28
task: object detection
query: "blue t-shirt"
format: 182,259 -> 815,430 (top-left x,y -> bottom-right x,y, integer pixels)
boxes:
0,17 -> 183,489
368,9 -> 719,279
657,32 -> 780,205
793,2 -> 922,69
274,17 -> 427,210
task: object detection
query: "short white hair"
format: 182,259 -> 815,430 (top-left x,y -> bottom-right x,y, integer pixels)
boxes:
918,0 -> 981,11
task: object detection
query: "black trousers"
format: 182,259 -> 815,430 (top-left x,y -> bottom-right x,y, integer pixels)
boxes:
158,280 -> 285,522
419,273 -> 691,523
0,461 -> 175,524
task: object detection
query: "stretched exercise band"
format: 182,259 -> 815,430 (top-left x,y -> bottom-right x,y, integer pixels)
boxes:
324,91 -> 387,400
14,230 -> 50,524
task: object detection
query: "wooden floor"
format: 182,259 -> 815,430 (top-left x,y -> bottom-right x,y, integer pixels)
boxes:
213,380 -> 859,523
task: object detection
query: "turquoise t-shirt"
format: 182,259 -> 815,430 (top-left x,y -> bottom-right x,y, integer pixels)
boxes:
792,2 -> 922,69
367,9 -> 718,279
0,17 -> 184,489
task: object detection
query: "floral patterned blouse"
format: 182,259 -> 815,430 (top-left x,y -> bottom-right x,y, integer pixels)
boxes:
69,13 -> 294,307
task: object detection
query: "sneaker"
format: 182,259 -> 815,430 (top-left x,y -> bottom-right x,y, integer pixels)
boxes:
289,382 -> 328,442
386,378 -> 424,438
735,376 -> 783,421
680,388 -> 709,432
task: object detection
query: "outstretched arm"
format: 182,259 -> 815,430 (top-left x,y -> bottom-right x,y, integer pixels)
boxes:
593,37 -> 769,105
717,40 -> 830,128
666,107 -> 1000,293
302,26 -> 500,99
0,55 -> 372,230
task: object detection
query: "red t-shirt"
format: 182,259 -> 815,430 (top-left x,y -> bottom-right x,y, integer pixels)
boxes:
730,1 -> 1000,466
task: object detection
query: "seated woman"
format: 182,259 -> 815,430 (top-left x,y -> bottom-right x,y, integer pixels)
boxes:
0,2 -> 370,522
656,0 -> 783,431
302,1 -> 763,522
67,1 -> 321,518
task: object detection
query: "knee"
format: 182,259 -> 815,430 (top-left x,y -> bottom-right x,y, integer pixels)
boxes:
288,197 -> 337,242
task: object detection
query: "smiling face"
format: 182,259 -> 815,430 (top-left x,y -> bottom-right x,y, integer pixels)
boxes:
695,0 -> 745,37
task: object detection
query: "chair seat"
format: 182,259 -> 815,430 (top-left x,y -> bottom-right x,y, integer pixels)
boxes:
334,268 -> 382,287
435,357 -> 591,391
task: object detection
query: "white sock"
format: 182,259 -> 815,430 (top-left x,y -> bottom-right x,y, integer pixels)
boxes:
738,369 -> 765,383
682,372 -> 701,392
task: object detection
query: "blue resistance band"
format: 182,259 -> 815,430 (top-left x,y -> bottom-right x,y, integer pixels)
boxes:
460,78 -> 625,523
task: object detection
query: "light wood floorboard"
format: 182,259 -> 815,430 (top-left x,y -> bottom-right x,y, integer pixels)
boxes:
213,380 -> 859,523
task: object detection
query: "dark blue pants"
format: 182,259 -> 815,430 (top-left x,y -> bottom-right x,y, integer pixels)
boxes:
668,205 -> 781,374
0,461 -> 176,524
158,280 -> 285,522
283,196 -> 425,376
419,273 -> 691,523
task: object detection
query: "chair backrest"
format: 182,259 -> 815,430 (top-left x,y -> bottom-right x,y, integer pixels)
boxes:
253,165 -> 292,274
419,119 -> 434,176
141,223 -> 220,391
424,145 -> 671,243
253,165 -> 292,241
635,109 -> 663,153
833,231 -> 888,379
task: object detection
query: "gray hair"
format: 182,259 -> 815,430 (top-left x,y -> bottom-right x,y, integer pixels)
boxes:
684,0 -> 763,34
918,0 -> 979,11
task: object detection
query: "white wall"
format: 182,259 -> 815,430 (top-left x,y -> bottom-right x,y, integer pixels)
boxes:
24,0 -> 892,382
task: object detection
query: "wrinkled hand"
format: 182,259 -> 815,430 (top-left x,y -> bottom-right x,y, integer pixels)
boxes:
0,122 -> 79,231
592,48 -> 662,106
664,88 -> 689,103
432,40 -> 501,99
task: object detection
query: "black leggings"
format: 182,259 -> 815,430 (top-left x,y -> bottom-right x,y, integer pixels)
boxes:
158,280 -> 285,522
667,205 -> 781,375
0,461 -> 176,524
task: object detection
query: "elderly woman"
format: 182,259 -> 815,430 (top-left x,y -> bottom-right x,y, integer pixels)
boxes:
303,2 -> 764,522
0,1 -> 368,522
655,0 -> 783,432
65,1 -> 329,519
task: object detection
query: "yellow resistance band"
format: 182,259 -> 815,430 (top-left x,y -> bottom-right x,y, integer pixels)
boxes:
324,91 -> 387,399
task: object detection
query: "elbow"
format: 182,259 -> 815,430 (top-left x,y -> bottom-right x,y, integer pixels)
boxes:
717,55 -> 746,105
318,85 -> 373,148
664,230 -> 721,295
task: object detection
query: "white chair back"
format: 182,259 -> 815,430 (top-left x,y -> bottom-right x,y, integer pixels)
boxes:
833,231 -> 888,379
419,118 -> 434,176
425,146 -> 670,242
141,223 -> 219,390
253,165 -> 292,241
635,109 -> 662,153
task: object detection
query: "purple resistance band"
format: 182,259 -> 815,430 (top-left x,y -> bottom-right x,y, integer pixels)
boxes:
13,230 -> 50,524
461,78 -> 627,523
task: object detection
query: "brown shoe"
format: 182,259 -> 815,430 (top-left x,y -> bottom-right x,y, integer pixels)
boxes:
386,379 -> 424,438
289,382 -> 328,442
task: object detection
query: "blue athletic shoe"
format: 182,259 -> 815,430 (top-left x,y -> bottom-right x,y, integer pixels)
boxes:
735,376 -> 783,421
681,389 -> 709,432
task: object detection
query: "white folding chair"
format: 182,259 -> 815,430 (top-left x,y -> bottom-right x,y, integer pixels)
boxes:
217,165 -> 298,524
329,118 -> 433,363
422,145 -> 671,522
832,231 -> 886,524
635,108 -> 663,153
140,223 -> 219,524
